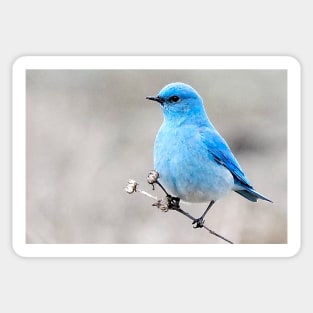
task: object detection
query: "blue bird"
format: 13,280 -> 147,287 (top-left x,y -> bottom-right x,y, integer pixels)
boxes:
146,82 -> 272,228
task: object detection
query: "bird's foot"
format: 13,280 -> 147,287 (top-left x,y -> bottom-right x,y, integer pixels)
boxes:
192,217 -> 205,228
153,195 -> 180,212
168,195 -> 180,209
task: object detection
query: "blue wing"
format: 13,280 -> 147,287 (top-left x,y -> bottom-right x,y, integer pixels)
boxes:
200,127 -> 271,202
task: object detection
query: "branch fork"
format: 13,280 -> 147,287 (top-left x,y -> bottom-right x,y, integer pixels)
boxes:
125,170 -> 234,244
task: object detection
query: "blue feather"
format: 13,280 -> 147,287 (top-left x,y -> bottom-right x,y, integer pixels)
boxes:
200,127 -> 272,202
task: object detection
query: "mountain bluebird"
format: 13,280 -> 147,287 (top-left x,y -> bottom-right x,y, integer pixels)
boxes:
146,82 -> 271,228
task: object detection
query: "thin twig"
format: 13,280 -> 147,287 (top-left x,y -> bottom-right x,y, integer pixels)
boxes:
125,174 -> 234,244
170,206 -> 233,244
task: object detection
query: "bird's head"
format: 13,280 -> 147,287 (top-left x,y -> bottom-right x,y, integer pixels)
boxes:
146,82 -> 207,124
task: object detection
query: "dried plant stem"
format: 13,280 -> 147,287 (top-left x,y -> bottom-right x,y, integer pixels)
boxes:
172,207 -> 233,244
125,173 -> 234,244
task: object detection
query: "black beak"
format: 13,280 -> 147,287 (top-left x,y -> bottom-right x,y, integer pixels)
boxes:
146,95 -> 164,104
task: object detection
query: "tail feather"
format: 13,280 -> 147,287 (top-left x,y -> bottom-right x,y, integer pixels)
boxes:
235,187 -> 272,203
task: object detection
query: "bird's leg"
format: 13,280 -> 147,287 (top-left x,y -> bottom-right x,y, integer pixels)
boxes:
147,170 -> 181,211
192,200 -> 215,228
155,180 -> 180,210
152,186 -> 181,212
167,194 -> 180,209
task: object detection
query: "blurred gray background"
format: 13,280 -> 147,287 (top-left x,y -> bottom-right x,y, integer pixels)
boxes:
26,69 -> 287,244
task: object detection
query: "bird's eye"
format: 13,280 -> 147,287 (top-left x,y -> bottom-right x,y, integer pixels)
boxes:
169,95 -> 180,103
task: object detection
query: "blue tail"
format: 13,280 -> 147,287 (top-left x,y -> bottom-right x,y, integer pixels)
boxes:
235,186 -> 272,203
